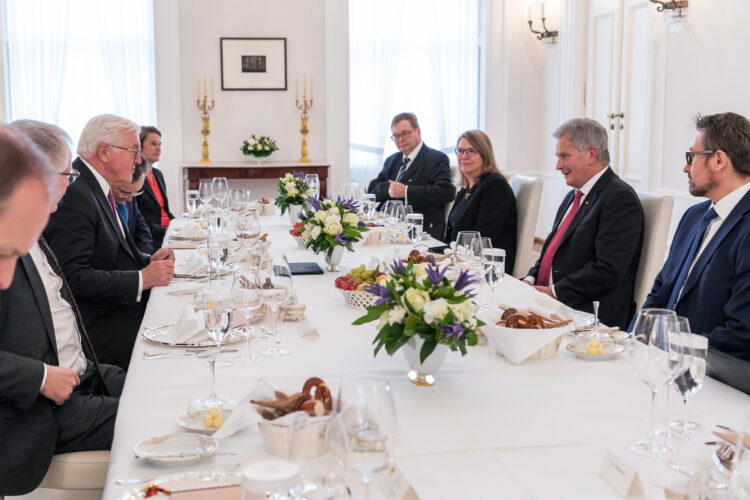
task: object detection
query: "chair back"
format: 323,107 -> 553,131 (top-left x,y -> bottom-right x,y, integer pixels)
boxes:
634,193 -> 674,309
39,450 -> 110,490
510,175 -> 543,278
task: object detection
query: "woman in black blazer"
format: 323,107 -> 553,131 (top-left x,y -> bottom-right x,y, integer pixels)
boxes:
445,130 -> 517,272
136,126 -> 174,249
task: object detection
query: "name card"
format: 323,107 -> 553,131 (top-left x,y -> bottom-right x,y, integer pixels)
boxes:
599,450 -> 645,498
380,466 -> 421,500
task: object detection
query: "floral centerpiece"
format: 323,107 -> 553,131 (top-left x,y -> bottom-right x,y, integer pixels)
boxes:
298,197 -> 369,271
274,171 -> 311,216
241,134 -> 279,158
353,260 -> 483,366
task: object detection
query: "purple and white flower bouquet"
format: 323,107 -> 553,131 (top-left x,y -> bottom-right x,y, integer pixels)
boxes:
353,259 -> 483,363
274,171 -> 312,215
299,196 -> 369,257
241,134 -> 279,158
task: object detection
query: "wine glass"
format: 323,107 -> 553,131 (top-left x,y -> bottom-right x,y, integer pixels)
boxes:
188,283 -> 236,416
198,180 -> 213,209
304,174 -> 320,200
729,411 -> 750,497
229,189 -> 246,211
482,248 -> 505,308
207,235 -> 229,282
360,193 -> 376,219
342,182 -> 359,202
185,189 -> 200,217
207,210 -> 227,235
628,308 -> 684,457
232,267 -> 264,362
236,210 -> 261,253
336,378 -> 398,500
383,200 -> 405,245
669,328 -> 708,440
258,254 -> 293,357
455,231 -> 481,266
211,177 -> 229,208
406,213 -> 423,248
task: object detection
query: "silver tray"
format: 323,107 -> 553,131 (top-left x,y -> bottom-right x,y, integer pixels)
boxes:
140,325 -> 247,347
117,464 -> 241,499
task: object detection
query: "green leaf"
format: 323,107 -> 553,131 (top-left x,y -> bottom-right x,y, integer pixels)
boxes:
419,339 -> 438,363
466,331 -> 478,346
352,302 -> 390,325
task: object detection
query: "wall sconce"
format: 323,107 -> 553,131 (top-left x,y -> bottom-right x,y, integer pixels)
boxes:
649,0 -> 688,19
527,0 -> 558,44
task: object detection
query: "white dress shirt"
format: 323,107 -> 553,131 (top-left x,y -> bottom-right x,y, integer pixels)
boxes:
28,243 -> 88,390
81,158 -> 143,301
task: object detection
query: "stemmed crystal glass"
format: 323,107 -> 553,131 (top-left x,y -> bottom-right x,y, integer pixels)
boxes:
482,248 -> 505,308
406,213 -> 423,248
669,326 -> 708,439
232,266 -> 264,362
360,193 -> 376,219
304,174 -> 320,200
335,378 -> 398,500
185,189 -> 200,217
188,283 -> 236,416
258,253 -> 293,357
629,308 -> 685,457
198,180 -> 213,210
342,182 -> 359,201
236,210 -> 261,254
229,189 -> 246,211
211,177 -> 229,208
207,235 -> 229,283
383,200 -> 405,245
455,231 -> 482,267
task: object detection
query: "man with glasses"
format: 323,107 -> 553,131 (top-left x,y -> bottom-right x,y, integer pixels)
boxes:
640,112 -> 750,362
45,114 -> 175,370
113,155 -> 154,255
523,118 -> 644,329
367,112 -> 455,239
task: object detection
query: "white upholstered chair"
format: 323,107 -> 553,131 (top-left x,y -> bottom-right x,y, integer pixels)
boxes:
38,450 -> 110,490
510,175 -> 543,278
633,193 -> 674,310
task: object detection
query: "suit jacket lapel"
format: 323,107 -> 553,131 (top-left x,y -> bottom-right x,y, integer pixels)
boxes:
75,159 -> 136,261
679,191 -> 750,302
558,168 -> 612,248
400,144 -> 429,183
20,254 -> 58,360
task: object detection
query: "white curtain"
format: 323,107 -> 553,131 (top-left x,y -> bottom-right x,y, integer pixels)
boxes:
348,0 -> 482,187
4,0 -> 156,149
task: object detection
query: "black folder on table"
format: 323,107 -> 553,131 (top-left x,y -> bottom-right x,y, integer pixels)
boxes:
707,346 -> 750,395
288,262 -> 324,275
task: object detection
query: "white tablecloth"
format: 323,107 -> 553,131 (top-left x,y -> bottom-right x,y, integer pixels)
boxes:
102,215 -> 750,499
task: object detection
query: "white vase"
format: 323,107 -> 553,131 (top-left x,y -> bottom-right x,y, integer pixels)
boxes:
324,245 -> 344,272
287,204 -> 303,225
401,336 -> 450,386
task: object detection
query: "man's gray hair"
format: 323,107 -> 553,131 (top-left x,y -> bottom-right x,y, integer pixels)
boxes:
553,118 -> 610,167
77,114 -> 139,158
0,125 -> 57,212
11,119 -> 72,173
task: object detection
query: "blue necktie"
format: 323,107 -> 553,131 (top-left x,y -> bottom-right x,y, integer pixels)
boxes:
396,156 -> 411,182
666,206 -> 718,309
116,202 -> 130,232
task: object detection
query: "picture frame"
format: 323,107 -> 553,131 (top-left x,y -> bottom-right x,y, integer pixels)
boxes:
220,37 -> 287,91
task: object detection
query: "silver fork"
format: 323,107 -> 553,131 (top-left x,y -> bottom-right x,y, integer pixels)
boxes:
142,348 -> 238,360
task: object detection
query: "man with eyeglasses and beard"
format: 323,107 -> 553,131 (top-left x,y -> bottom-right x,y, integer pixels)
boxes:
44,114 -> 175,371
640,112 -> 750,366
367,112 -> 455,240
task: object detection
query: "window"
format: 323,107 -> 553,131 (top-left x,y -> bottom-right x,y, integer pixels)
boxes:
2,0 -> 156,149
348,0 -> 484,187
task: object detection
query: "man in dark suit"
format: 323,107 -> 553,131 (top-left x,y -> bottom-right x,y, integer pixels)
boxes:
0,120 -> 124,496
44,114 -> 175,370
641,112 -> 750,362
524,118 -> 644,329
114,155 -> 154,255
367,113 -> 455,239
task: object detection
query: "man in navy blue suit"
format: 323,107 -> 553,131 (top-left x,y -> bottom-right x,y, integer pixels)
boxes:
641,112 -> 750,361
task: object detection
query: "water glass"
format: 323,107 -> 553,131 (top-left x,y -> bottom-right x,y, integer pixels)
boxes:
361,193 -> 376,218
482,248 -> 505,307
207,211 -> 227,235
304,174 -> 320,200
258,254 -> 293,357
229,189 -> 246,211
406,213 -> 423,247
232,268 -> 264,362
212,177 -> 229,208
185,190 -> 200,216
669,330 -> 708,439
198,180 -> 213,208
342,182 -> 359,201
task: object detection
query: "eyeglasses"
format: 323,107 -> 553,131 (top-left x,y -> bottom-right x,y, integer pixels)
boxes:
58,168 -> 80,185
107,143 -> 142,159
685,150 -> 716,166
390,130 -> 414,141
455,148 -> 479,157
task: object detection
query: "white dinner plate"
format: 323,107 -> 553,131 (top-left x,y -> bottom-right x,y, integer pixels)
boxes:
133,433 -> 219,463
565,341 -> 625,361
116,464 -> 241,499
140,325 -> 247,348
175,410 -> 232,435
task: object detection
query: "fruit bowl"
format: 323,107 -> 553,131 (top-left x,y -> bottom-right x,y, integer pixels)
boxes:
338,289 -> 378,308
334,265 -> 385,308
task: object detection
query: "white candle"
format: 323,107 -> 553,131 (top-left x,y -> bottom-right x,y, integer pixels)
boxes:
296,77 -> 299,100
197,78 -> 200,100
527,0 -> 531,21
541,0 -> 545,17
211,77 -> 214,100
204,73 -> 207,97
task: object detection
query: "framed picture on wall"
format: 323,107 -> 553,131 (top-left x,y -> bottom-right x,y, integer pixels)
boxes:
220,38 -> 287,90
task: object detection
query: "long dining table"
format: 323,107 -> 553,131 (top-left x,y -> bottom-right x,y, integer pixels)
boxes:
103,214 -> 750,499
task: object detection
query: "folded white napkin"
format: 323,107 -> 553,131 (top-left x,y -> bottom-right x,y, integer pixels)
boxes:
481,321 -> 569,365
173,221 -> 208,239
527,293 -> 575,322
296,318 -> 319,339
163,305 -> 208,344
177,252 -> 209,275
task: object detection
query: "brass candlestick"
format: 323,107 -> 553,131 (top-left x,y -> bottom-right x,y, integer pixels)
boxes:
295,75 -> 313,164
196,76 -> 215,165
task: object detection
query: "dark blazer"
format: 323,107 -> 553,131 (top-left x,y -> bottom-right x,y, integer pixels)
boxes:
641,190 -> 750,361
527,168 -> 644,329
368,143 -> 455,240
0,256 -> 113,495
136,167 -> 174,249
44,158 -> 150,370
446,172 -> 518,272
124,199 -> 154,255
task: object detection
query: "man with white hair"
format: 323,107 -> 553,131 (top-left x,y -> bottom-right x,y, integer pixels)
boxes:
524,118 -> 644,329
1,120 -> 125,496
45,114 -> 175,370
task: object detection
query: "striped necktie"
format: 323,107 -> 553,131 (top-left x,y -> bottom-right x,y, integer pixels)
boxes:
396,156 -> 411,182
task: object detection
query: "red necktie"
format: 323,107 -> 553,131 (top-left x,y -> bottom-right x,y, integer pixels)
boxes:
537,191 -> 583,287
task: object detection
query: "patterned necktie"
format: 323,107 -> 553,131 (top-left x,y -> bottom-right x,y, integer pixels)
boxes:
396,156 -> 411,182
116,202 -> 130,233
36,236 -> 110,396
536,191 -> 584,287
666,207 -> 718,309
107,189 -> 117,216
